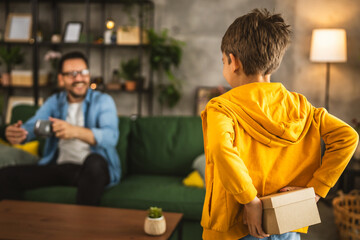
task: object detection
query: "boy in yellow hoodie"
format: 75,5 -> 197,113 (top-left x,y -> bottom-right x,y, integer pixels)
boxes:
201,8 -> 359,240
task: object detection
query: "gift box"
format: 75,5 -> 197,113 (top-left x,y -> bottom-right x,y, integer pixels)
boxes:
11,70 -> 48,87
116,26 -> 148,45
260,187 -> 321,234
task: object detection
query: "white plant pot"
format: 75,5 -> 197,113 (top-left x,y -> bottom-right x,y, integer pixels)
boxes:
144,216 -> 166,236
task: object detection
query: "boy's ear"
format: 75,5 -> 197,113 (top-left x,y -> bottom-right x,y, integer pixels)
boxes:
229,53 -> 243,73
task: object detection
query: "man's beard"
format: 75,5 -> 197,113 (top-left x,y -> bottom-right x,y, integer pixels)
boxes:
68,81 -> 88,99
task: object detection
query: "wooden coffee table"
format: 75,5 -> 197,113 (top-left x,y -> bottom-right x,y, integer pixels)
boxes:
0,200 -> 183,240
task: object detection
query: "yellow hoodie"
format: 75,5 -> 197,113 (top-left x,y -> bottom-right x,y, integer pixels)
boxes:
201,82 -> 358,240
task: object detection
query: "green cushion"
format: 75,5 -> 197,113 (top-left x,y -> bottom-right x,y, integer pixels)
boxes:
129,117 -> 204,176
0,144 -> 39,169
101,174 -> 205,221
117,117 -> 132,179
10,104 -> 39,124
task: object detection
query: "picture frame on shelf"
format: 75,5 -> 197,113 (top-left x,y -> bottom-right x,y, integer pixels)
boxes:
4,13 -> 32,43
195,86 -> 229,115
63,21 -> 83,43
6,96 -> 43,124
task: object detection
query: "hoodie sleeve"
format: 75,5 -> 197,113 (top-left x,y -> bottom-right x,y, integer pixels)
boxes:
206,107 -> 257,204
306,108 -> 359,197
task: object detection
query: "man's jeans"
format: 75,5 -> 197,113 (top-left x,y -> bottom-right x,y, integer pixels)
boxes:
241,232 -> 300,240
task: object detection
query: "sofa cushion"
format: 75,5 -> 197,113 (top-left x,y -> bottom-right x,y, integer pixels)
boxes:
0,143 -> 39,169
24,174 -> 205,221
192,153 -> 206,181
10,104 -> 40,124
100,174 -> 205,221
24,186 -> 76,204
182,170 -> 204,188
128,117 -> 204,176
117,117 -> 132,179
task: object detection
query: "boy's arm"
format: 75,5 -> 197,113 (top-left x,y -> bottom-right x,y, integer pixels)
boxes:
207,108 -> 257,203
307,108 -> 359,198
207,108 -> 268,238
243,197 -> 270,238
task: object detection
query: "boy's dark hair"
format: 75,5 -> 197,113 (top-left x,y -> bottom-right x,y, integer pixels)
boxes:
58,51 -> 88,73
221,8 -> 291,76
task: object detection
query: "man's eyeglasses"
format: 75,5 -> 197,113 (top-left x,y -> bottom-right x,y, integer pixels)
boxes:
61,69 -> 90,78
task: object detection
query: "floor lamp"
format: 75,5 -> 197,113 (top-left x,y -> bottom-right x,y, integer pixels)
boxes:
310,29 -> 347,111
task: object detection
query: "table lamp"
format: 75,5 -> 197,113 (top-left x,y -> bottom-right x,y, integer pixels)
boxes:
310,29 -> 347,111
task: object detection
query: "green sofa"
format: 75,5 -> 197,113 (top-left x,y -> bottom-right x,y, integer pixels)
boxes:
0,105 -> 206,240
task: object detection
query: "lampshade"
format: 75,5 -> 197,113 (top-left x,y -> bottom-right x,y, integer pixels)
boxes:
310,29 -> 347,62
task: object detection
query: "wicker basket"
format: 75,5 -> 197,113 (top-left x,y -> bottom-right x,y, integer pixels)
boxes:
333,190 -> 360,240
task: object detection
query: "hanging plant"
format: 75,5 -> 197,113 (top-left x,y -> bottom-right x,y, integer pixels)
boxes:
158,83 -> 181,108
147,29 -> 185,109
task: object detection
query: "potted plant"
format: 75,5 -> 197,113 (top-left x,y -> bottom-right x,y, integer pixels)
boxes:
147,29 -> 184,111
144,206 -> 166,236
0,46 -> 24,86
119,58 -> 141,91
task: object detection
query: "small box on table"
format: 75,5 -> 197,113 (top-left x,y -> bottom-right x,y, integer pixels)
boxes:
260,187 -> 321,235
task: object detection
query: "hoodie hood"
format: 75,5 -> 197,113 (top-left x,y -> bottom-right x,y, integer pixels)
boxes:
207,82 -> 314,147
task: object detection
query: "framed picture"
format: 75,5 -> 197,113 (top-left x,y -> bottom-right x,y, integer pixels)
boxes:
6,97 -> 43,124
195,86 -> 230,115
63,21 -> 83,43
4,13 -> 32,42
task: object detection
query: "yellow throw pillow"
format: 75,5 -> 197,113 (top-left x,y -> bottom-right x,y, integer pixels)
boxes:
182,170 -> 204,188
0,138 -> 39,157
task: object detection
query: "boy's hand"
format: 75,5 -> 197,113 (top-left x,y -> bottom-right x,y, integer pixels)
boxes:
5,120 -> 28,145
280,186 -> 321,202
243,196 -> 270,238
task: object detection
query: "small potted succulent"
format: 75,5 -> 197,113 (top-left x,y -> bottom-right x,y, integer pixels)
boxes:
144,206 -> 166,236
119,58 -> 141,91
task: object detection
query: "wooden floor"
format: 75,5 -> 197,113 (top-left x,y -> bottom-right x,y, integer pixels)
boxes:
302,200 -> 339,240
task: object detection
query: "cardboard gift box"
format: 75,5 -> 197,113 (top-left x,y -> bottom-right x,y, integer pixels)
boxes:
260,187 -> 321,235
11,70 -> 48,87
116,26 -> 148,45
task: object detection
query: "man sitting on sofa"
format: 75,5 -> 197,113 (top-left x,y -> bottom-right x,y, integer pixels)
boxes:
0,51 -> 121,206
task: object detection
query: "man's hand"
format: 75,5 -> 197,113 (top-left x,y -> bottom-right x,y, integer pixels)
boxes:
243,196 -> 270,238
280,186 -> 321,202
49,117 -> 96,145
50,117 -> 75,139
5,120 -> 28,145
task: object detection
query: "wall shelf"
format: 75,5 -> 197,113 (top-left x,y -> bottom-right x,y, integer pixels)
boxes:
1,0 -> 155,117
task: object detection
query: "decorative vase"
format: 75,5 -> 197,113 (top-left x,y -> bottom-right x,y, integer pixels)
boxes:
144,216 -> 166,236
1,73 -> 10,86
125,81 -> 136,91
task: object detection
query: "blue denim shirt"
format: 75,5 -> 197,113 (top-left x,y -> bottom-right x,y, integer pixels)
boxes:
22,89 -> 121,186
